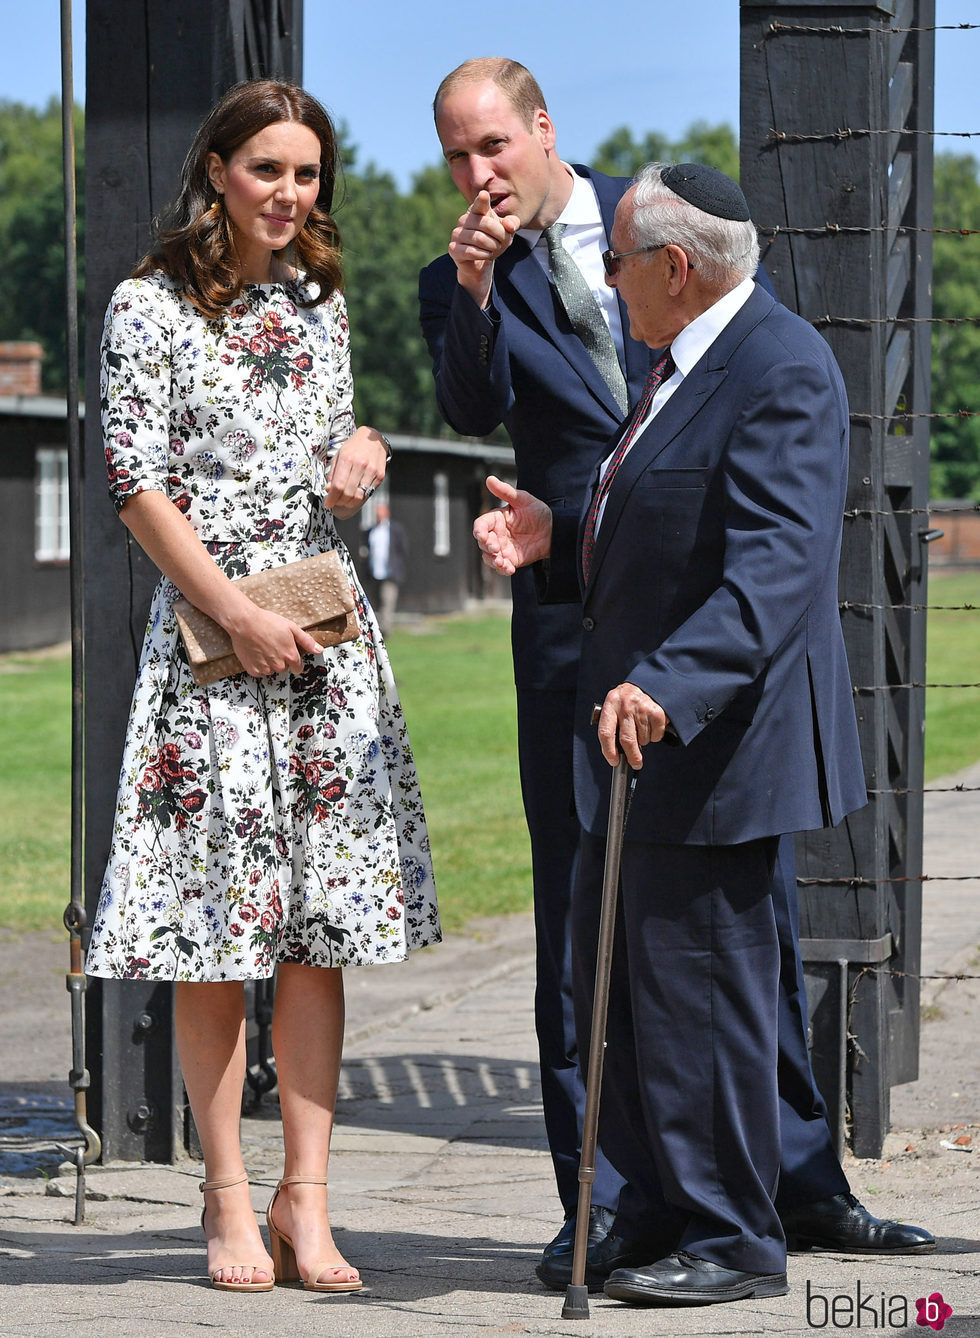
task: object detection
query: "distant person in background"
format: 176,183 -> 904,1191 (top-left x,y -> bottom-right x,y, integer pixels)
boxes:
367,501 -> 409,634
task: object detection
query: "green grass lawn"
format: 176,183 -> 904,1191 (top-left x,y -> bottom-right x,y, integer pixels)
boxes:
924,570 -> 980,780
0,651 -> 72,931
385,615 -> 531,932
1,576 -> 978,934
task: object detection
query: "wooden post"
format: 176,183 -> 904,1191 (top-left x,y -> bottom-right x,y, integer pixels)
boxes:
740,0 -> 932,1156
83,0 -> 302,1162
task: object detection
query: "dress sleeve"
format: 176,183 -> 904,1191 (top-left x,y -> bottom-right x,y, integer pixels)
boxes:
101,277 -> 175,513
321,290 -> 356,463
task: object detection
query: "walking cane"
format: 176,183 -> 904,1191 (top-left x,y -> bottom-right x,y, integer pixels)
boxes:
562,709 -> 634,1320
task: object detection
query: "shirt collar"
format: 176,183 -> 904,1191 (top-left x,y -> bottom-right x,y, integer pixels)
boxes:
517,164 -> 601,249
669,275 -> 756,377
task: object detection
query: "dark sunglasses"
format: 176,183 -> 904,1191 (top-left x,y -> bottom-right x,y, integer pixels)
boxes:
601,242 -> 666,277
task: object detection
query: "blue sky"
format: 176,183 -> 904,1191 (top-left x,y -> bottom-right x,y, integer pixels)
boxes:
2,1 -> 976,189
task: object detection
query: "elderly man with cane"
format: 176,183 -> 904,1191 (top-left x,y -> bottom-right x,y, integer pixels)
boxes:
474,161 -> 871,1307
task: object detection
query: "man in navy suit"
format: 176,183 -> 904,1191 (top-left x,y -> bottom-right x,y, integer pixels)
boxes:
419,61 -> 933,1287
419,59 -> 647,1253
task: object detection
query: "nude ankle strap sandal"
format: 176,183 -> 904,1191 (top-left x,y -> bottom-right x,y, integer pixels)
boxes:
266,1176 -> 362,1292
200,1173 -> 275,1292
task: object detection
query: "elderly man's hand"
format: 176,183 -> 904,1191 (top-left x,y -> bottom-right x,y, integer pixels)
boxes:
597,683 -> 669,767
473,475 -> 552,575
449,189 -> 520,309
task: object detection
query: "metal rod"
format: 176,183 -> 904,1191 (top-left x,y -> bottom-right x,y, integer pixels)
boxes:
245,976 -> 279,1106
562,755 -> 631,1321
59,0 -> 101,1211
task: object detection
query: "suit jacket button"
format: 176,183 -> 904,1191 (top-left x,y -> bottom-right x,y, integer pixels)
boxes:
704,707 -> 716,720
582,617 -> 595,631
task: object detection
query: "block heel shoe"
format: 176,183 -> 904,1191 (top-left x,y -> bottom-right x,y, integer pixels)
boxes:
266,1175 -> 362,1292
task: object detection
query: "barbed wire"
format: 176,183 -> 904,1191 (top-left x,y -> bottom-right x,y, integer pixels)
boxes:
813,316 -> 980,328
843,507 -> 930,518
764,21 -> 979,39
855,967 -> 980,983
849,411 -> 979,421
854,682 -> 980,692
769,128 -> 978,144
866,785 -> 980,795
760,224 -> 980,238
755,15 -> 980,1001
840,601 -> 977,612
799,874 -> 978,886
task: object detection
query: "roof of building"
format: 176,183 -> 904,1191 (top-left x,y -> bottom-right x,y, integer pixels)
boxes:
0,395 -> 86,420
0,403 -> 514,467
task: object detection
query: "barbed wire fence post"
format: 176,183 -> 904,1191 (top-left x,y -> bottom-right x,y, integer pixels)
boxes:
741,0 -> 977,1158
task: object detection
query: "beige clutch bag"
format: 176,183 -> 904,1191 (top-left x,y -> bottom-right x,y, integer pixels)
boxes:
173,549 -> 360,686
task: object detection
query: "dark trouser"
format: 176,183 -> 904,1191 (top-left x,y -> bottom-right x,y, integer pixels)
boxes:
772,836 -> 850,1206
516,686 -> 624,1215
516,686 -> 846,1222
571,831 -> 786,1275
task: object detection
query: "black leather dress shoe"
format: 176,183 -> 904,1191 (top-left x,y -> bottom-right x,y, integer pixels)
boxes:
539,1206 -> 605,1263
780,1193 -> 936,1254
604,1251 -> 789,1306
536,1206 -> 662,1293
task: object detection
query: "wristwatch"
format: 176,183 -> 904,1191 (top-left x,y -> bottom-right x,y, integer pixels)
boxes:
379,433 -> 393,461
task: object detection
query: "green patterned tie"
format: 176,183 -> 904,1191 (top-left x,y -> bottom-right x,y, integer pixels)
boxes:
544,222 -> 628,415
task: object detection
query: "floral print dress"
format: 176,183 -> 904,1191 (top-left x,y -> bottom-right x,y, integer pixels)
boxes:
85,271 -> 440,982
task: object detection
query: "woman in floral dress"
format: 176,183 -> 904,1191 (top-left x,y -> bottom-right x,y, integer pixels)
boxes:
85,79 -> 439,1294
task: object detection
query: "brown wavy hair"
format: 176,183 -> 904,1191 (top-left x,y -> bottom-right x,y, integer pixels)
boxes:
133,79 -> 343,317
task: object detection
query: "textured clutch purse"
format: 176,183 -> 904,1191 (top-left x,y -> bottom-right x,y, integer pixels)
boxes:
173,549 -> 360,686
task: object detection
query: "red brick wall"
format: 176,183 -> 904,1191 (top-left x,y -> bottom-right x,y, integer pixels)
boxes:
0,342 -> 43,396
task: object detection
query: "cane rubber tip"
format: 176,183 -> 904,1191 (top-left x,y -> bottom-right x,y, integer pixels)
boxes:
561,1284 -> 590,1319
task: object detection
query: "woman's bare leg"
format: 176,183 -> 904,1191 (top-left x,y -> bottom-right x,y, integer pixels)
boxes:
175,980 -> 275,1286
269,962 -> 358,1284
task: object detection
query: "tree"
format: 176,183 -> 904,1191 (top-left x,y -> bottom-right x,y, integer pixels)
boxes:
335,152 -> 459,436
929,152 -> 980,499
0,99 -> 85,394
590,126 -> 673,178
590,120 -> 739,180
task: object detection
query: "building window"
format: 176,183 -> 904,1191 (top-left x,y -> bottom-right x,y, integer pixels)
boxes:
35,447 -> 70,562
433,471 -> 450,557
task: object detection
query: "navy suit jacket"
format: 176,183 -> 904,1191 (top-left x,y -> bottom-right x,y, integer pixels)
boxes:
419,167 -> 652,692
544,283 -> 867,845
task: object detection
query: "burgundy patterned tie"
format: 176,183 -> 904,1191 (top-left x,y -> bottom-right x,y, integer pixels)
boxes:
581,348 -> 676,583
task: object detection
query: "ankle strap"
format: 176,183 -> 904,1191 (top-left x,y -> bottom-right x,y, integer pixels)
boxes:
199,1172 -> 249,1193
277,1175 -> 327,1187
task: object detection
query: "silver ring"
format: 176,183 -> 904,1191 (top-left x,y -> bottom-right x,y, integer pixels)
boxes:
360,484 -> 376,499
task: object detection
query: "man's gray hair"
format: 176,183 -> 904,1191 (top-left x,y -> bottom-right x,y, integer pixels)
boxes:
627,162 -> 760,288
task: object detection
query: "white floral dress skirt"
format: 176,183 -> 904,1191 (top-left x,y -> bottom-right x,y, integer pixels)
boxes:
85,272 -> 440,982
